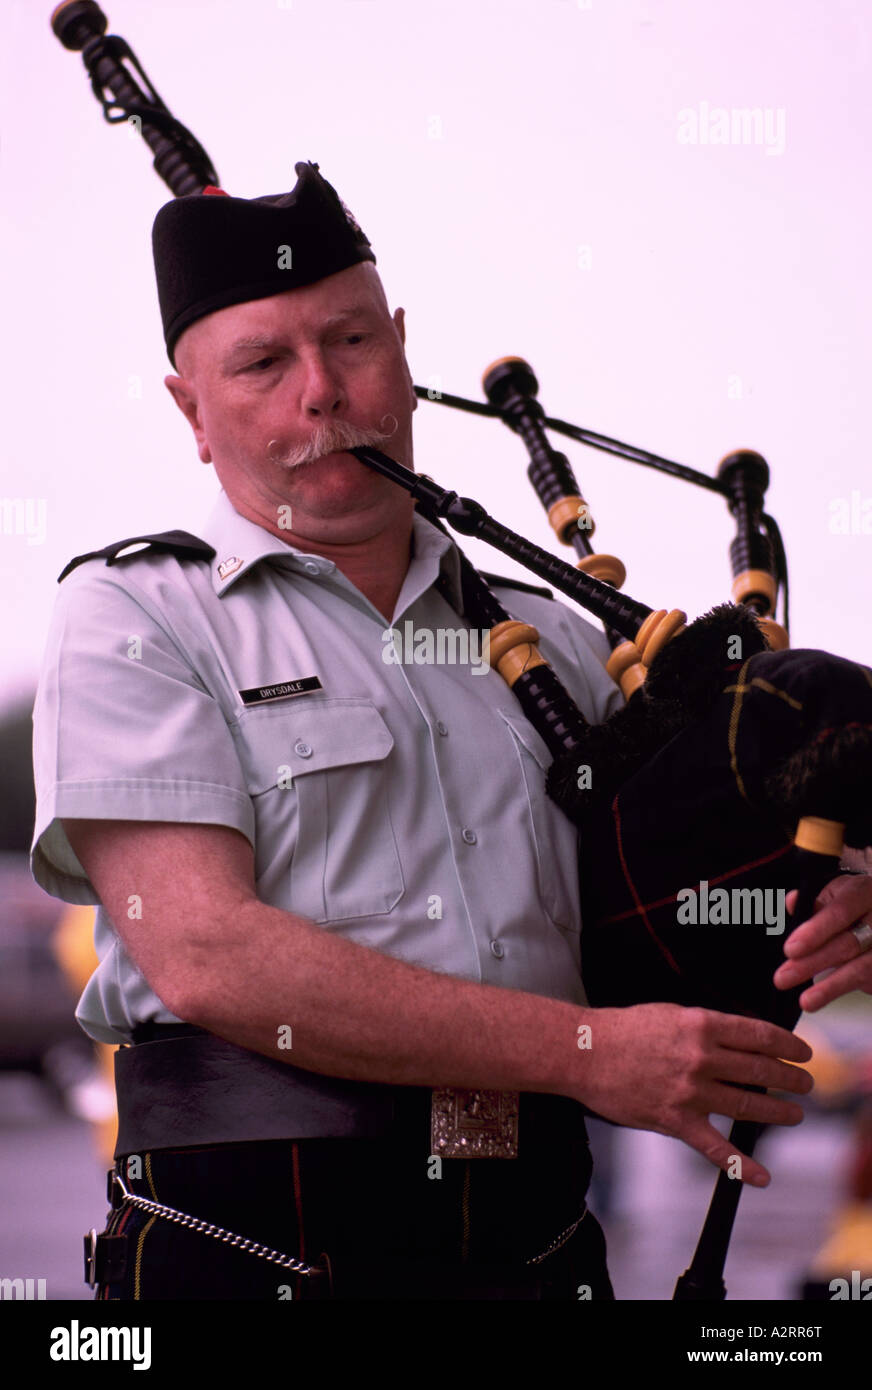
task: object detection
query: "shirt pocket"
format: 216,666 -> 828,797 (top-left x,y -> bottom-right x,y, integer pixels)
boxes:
231,698 -> 404,922
497,708 -> 580,934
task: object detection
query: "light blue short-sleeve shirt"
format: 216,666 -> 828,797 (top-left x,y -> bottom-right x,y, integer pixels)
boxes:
31,489 -> 623,1043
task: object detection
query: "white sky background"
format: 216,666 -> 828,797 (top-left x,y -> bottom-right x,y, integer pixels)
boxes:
2,0 -> 870,712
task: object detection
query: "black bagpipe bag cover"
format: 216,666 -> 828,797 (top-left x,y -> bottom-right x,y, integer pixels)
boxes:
545,606 -> 872,1028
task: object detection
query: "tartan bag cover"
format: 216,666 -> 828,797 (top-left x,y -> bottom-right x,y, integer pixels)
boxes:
574,646 -> 872,1027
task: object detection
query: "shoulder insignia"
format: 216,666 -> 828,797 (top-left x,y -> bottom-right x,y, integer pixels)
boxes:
58,531 -> 216,584
478,570 -> 554,600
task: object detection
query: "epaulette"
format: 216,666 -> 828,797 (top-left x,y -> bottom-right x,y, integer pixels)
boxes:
478,571 -> 554,600
56,533 -> 554,600
58,531 -> 216,584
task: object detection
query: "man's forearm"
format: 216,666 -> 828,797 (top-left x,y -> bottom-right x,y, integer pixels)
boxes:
182,897 -> 587,1099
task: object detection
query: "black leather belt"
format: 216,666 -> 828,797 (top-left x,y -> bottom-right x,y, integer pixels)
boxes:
115,1023 -> 590,1160
114,1024 -> 405,1156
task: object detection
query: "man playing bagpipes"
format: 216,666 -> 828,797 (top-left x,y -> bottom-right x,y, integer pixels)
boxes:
30,163 -> 872,1301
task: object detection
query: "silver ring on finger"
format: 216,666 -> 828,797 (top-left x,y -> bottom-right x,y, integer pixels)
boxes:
850,921 -> 872,954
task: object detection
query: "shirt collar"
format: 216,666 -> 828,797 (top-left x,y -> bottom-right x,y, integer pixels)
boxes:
199,488 -> 465,612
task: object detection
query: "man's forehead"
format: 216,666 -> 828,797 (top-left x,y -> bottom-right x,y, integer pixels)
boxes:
226,298 -> 380,347
177,265 -> 390,370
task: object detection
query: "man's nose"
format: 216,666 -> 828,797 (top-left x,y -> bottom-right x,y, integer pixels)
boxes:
300,353 -> 346,417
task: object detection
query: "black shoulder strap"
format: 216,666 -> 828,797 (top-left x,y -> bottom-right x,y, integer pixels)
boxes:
57,531 -> 216,584
478,571 -> 554,600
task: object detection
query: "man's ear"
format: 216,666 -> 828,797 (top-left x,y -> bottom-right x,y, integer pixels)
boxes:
164,375 -> 212,463
392,308 -> 417,413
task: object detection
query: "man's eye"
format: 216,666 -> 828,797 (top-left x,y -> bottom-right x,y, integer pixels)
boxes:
245,357 -> 277,372
341,334 -> 366,346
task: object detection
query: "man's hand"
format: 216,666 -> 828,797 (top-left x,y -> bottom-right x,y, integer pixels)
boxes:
774,872 -> 872,1011
572,1003 -> 814,1187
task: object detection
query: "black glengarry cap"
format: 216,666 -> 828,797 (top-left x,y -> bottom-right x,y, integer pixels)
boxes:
152,161 -> 376,366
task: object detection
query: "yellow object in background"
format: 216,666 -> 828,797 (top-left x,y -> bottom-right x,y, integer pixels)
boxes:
807,1203 -> 872,1279
794,1023 -> 857,1102
51,903 -> 117,1165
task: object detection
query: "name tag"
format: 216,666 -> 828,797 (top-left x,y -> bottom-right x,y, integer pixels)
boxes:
238,676 -> 323,706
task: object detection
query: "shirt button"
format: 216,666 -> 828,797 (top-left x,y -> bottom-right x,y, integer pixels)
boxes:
436,721 -> 448,736
303,561 -> 320,575
461,828 -> 477,845
294,740 -> 313,757
489,940 -> 504,959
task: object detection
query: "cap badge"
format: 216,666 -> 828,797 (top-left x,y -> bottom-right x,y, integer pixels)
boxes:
339,197 -> 363,236
218,555 -> 244,580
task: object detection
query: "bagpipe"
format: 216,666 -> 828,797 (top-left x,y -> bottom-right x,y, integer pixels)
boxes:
52,0 -> 872,1299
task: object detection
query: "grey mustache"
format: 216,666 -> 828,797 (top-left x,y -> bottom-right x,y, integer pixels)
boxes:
269,416 -> 398,467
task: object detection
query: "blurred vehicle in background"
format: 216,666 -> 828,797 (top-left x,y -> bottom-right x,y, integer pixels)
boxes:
0,853 -> 111,1131
0,851 -> 82,1079
0,696 -> 115,1156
